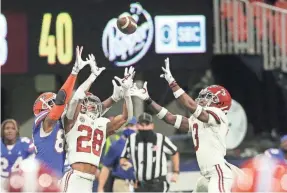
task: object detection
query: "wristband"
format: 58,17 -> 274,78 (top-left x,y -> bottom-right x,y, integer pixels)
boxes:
174,115 -> 183,129
173,171 -> 180,174
192,105 -> 203,118
156,108 -> 168,119
145,98 -> 152,105
169,81 -> 178,88
173,88 -> 185,99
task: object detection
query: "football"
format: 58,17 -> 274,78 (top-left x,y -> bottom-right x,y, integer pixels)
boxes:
117,15 -> 137,34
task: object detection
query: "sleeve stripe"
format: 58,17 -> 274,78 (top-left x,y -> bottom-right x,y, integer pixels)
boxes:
35,110 -> 49,126
206,110 -> 221,124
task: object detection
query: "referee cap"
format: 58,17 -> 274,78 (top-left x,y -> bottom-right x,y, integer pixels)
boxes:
138,112 -> 153,124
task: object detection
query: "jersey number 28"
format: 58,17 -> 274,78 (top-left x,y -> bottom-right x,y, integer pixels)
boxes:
76,125 -> 104,156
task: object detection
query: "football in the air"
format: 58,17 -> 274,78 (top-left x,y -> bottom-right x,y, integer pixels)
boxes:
117,15 -> 137,34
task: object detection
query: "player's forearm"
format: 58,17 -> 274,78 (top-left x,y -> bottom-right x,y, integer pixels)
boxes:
66,73 -> 96,120
97,166 -> 110,190
101,97 -> 115,114
46,74 -> 78,124
169,83 -> 210,123
171,152 -> 180,173
148,100 -> 177,125
148,99 -> 190,130
79,73 -> 97,93
123,94 -> 133,122
170,83 -> 197,113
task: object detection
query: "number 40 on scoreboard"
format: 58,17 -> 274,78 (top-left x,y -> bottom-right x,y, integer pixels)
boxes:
39,12 -> 73,65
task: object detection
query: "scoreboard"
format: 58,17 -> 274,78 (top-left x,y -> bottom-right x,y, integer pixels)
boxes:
39,12 -> 73,65
2,0 -> 213,74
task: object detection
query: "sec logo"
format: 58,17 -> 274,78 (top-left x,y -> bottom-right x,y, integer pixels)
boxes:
177,22 -> 201,47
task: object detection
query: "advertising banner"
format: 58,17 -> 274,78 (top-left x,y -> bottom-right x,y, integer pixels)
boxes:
3,0 -> 213,74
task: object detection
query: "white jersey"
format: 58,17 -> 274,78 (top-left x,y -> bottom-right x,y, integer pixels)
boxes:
188,106 -> 229,174
65,113 -> 110,167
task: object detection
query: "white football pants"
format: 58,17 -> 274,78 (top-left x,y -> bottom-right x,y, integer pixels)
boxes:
60,169 -> 95,193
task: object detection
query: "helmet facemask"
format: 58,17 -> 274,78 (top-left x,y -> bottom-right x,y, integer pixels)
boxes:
81,95 -> 102,119
195,89 -> 219,107
39,97 -> 55,110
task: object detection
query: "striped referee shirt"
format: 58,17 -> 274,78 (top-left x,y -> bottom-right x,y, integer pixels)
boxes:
121,132 -> 178,181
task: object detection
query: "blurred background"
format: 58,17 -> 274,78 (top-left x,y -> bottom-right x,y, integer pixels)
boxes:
1,0 -> 287,191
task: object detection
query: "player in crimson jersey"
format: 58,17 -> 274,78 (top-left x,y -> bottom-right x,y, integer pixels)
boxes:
60,57 -> 134,193
32,46 -> 91,177
130,58 -> 237,193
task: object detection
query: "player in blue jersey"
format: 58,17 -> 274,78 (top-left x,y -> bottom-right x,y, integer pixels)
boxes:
32,46 -> 92,177
264,134 -> 287,163
1,119 -> 35,179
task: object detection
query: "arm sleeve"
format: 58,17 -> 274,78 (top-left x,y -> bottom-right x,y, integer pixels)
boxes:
163,136 -> 178,155
48,74 -> 77,121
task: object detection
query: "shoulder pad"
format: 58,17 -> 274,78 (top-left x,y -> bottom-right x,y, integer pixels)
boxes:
205,106 -> 227,124
20,137 -> 31,144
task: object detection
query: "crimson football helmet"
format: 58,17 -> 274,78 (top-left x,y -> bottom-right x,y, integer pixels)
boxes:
5,158 -> 61,192
80,92 -> 103,119
195,85 -> 231,113
33,92 -> 56,116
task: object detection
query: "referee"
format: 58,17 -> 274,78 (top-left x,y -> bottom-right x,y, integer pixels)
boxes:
120,112 -> 180,192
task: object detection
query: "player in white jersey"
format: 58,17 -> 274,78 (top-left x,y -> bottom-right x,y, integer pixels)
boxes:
60,55 -> 134,193
130,58 -> 238,193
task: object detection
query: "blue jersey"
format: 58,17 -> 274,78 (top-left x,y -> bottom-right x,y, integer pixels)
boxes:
264,148 -> 287,163
1,137 -> 35,178
32,110 -> 66,177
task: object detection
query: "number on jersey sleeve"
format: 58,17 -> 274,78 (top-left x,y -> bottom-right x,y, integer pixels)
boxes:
76,125 -> 104,156
193,123 -> 199,151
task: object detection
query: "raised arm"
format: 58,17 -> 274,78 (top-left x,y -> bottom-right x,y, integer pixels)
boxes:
42,46 -> 89,133
106,67 -> 134,135
160,58 -> 211,124
101,79 -> 124,115
66,54 -> 105,120
130,82 -> 190,131
65,54 -> 105,131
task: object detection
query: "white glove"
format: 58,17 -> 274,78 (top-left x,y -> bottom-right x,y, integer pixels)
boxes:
114,67 -> 135,95
87,54 -> 106,77
111,80 -> 123,102
160,57 -> 175,85
72,46 -> 90,75
130,82 -> 150,101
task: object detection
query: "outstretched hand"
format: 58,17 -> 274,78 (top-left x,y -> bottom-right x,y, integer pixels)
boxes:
160,57 -> 175,85
130,81 -> 150,101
